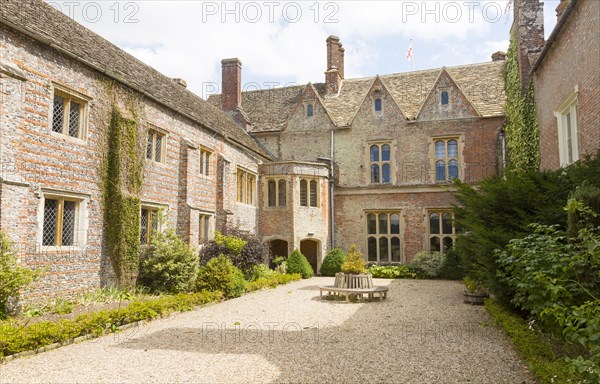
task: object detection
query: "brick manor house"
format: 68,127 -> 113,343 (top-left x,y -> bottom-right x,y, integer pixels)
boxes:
1,0 -> 595,298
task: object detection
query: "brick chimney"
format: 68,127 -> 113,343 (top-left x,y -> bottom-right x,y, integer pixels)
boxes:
221,58 -> 242,111
512,0 -> 545,91
325,35 -> 345,94
556,0 -> 569,21
491,51 -> 507,61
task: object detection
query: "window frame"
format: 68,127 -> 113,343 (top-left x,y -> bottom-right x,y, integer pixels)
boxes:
140,205 -> 165,246
38,189 -> 88,250
368,142 -> 393,184
440,89 -> 450,106
199,146 -> 213,177
299,178 -> 319,208
236,167 -> 257,206
431,136 -> 461,182
555,90 -> 580,167
266,178 -> 287,208
306,103 -> 314,117
426,209 -> 457,255
146,127 -> 167,164
374,97 -> 383,113
365,211 -> 402,263
198,213 -> 213,245
49,86 -> 90,141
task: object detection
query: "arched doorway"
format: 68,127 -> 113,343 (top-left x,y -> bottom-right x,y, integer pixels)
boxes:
300,239 -> 319,274
269,239 -> 289,258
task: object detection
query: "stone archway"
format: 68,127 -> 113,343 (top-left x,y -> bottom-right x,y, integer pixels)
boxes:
269,239 -> 289,258
300,239 -> 319,274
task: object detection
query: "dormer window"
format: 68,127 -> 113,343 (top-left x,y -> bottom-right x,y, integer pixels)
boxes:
441,91 -> 449,105
307,104 -> 314,117
374,98 -> 382,112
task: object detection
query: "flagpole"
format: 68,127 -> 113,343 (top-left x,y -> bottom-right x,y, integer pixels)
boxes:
411,39 -> 414,71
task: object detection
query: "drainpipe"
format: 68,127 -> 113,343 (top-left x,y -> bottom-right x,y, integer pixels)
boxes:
329,128 -> 335,249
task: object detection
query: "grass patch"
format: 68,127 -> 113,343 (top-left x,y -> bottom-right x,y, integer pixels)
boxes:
485,299 -> 586,383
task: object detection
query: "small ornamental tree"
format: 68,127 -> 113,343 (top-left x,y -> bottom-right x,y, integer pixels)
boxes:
319,247 -> 346,276
341,245 -> 366,274
286,249 -> 314,279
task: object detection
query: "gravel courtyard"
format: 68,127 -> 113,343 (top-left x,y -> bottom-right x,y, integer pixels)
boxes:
0,278 -> 533,384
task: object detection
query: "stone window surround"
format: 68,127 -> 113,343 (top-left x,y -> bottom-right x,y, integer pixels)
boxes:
439,88 -> 451,106
198,145 -> 213,177
198,211 -> 213,245
554,86 -> 580,167
146,124 -> 168,164
426,209 -> 457,255
236,166 -> 257,206
299,178 -> 319,208
365,210 -> 403,263
429,135 -> 463,183
36,188 -> 90,251
48,83 -> 91,143
140,202 -> 168,246
264,177 -> 287,208
365,140 -> 396,185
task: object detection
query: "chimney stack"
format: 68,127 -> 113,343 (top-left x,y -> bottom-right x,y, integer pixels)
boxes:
325,35 -> 345,94
512,0 -> 545,92
556,0 -> 569,21
491,51 -> 507,61
221,58 -> 242,111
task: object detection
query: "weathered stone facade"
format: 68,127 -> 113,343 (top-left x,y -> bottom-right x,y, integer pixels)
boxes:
532,0 -> 600,170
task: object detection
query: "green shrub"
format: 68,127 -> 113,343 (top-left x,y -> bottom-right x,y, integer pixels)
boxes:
319,248 -> 346,276
0,233 -> 42,318
249,264 -> 276,281
0,290 -> 222,358
245,273 -> 302,292
286,250 -> 314,279
196,255 -> 247,298
340,245 -> 366,274
567,184 -> 600,238
138,230 -> 198,294
199,228 -> 269,275
485,299 -> 585,384
410,251 -> 442,278
367,265 -> 418,279
438,248 -> 465,280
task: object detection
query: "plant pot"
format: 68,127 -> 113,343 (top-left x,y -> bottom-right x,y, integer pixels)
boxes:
463,291 -> 487,305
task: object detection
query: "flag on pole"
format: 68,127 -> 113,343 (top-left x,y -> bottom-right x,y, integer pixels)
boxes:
407,44 -> 413,61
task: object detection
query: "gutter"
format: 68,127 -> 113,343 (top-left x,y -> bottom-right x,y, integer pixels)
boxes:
530,0 -> 578,76
0,19 -> 271,162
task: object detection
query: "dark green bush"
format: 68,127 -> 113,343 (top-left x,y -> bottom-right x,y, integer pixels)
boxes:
567,183 -> 600,237
409,251 -> 442,278
286,249 -> 314,279
196,255 -> 247,298
319,248 -> 346,276
0,233 -> 42,318
138,230 -> 198,294
249,264 -> 276,281
438,248 -> 464,280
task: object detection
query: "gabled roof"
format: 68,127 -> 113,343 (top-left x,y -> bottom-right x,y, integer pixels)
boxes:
208,61 -> 506,132
0,0 -> 270,159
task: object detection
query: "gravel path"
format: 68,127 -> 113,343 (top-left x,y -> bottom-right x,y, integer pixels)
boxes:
0,278 -> 533,384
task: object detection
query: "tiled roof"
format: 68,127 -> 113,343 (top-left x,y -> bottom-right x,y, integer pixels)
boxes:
0,0 -> 270,159
209,61 -> 506,132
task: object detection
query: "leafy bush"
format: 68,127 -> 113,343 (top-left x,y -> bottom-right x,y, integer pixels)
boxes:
409,251 -> 442,278
286,250 -> 314,279
438,248 -> 464,280
340,245 -> 366,274
196,255 -> 247,298
367,265 -> 418,279
138,230 -> 199,294
567,184 -> 600,238
249,264 -> 276,281
0,233 -> 42,318
200,228 -> 269,275
245,273 -> 302,292
0,290 -> 222,358
319,248 -> 346,276
453,153 -> 600,305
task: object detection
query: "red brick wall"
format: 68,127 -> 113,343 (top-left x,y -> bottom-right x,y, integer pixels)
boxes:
534,0 -> 600,170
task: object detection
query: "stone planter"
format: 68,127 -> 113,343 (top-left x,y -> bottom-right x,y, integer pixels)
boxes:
463,291 -> 488,305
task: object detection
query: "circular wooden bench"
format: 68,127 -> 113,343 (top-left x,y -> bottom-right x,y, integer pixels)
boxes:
319,273 -> 389,302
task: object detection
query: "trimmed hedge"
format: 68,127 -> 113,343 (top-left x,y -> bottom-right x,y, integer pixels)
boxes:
485,299 -> 584,384
245,273 -> 302,292
367,265 -> 418,279
0,291 -> 222,358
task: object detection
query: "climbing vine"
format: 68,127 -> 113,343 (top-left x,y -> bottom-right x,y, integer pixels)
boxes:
504,32 -> 540,172
101,85 -> 146,288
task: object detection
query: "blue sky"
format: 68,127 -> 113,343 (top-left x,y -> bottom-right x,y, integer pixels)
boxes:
48,1 -> 559,98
